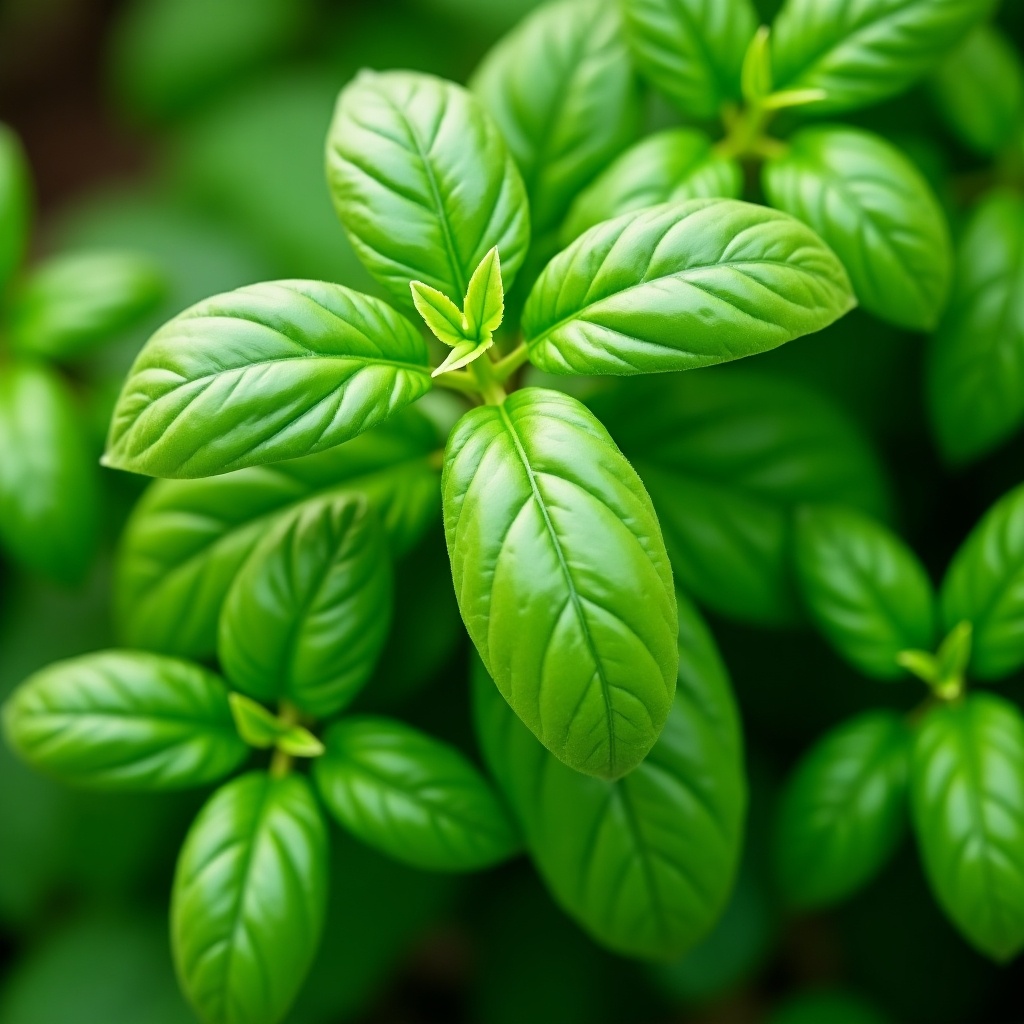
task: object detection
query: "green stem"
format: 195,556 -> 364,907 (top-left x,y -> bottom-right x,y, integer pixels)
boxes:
492,342 -> 530,383
433,369 -> 479,396
715,101 -> 774,160
269,701 -> 299,779
471,353 -> 507,406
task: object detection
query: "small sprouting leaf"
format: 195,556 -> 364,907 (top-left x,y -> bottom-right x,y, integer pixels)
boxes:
462,247 -> 503,340
228,692 -> 282,749
896,650 -> 941,686
935,621 -> 972,684
741,25 -> 773,104
410,281 -> 465,348
0,123 -> 31,291
432,337 -> 494,378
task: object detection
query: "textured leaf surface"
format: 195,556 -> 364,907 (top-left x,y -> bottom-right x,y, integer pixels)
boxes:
794,505 -> 936,679
771,0 -> 997,114
172,772 -> 328,1024
523,199 -> 855,376
562,129 -> 742,244
104,279 -> 432,478
315,716 -> 518,872
0,123 -> 30,290
219,496 -> 392,718
2,650 -> 247,790
775,711 -> 910,908
115,408 -> 439,657
763,126 -> 951,330
473,593 -> 745,959
326,70 -> 529,307
621,0 -> 758,119
590,370 -> 890,625
472,0 -> 640,238
927,192 -> 1024,464
911,694 -> 1024,962
444,387 -> 677,779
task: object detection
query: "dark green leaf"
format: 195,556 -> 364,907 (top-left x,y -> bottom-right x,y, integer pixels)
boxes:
2,651 -> 248,790
523,199 -> 855,376
0,123 -> 31,291
444,387 -> 678,779
768,992 -> 892,1024
172,772 -> 328,1024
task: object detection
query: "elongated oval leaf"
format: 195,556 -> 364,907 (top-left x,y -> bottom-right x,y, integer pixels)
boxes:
562,129 -> 743,244
763,126 -> 951,330
473,593 -> 745,959
771,0 -> 997,115
621,0 -> 758,119
589,370 -> 890,625
941,483 -> 1024,680
523,199 -> 855,376
911,694 -> 1024,962
444,388 -> 678,779
115,408 -> 440,658
219,496 -> 392,717
471,0 -> 639,240
927,192 -> 1024,464
0,123 -> 31,291
103,279 -> 432,479
172,772 -> 328,1024
325,70 -> 530,307
2,650 -> 248,790
775,711 -> 910,908
794,505 -> 936,679
314,716 -> 518,872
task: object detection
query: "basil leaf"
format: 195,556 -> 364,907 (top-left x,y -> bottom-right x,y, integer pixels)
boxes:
620,0 -> 759,119
2,650 -> 248,791
771,0 -> 997,115
326,70 -> 530,308
769,993 -> 891,1024
314,716 -> 518,872
115,408 -> 439,658
927,192 -> 1024,464
775,711 -> 910,908
444,387 -> 678,780
794,505 -> 936,679
763,126 -> 952,331
172,772 -> 328,1024
911,694 -> 1024,962
0,123 -> 31,291
462,246 -> 503,341
931,25 -> 1024,156
0,362 -> 100,584
471,0 -> 640,239
103,279 -> 432,479
941,483 -> 1024,680
9,251 -> 165,360
561,129 -> 743,245
473,592 -> 745,959
523,199 -> 855,376
219,496 -> 392,718
590,369 -> 890,625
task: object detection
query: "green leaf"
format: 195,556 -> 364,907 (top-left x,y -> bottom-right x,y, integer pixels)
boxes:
432,338 -> 493,377
763,126 -> 951,330
770,0 -> 997,114
444,387 -> 678,780
940,483 -> 1024,680
326,70 -> 530,308
793,505 -> 936,679
911,694 -> 1024,962
2,651 -> 248,791
462,247 -> 503,340
0,123 -> 31,291
219,496 -> 392,718
620,0 -> 759,119
768,992 -> 892,1024
561,129 -> 743,244
314,716 -> 518,872
523,199 -> 855,376
473,592 -> 746,959
471,0 -> 640,238
410,281 -> 466,347
589,369 -> 890,625
9,251 -> 165,360
930,25 -> 1024,156
103,279 -> 433,479
172,772 -> 329,1024
114,408 -> 440,658
741,25 -> 773,103
775,711 -> 910,908
0,362 -> 100,584
927,192 -> 1024,464
226,693 -> 324,758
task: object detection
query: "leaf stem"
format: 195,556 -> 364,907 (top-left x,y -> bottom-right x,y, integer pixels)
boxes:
492,342 -> 530,383
269,701 -> 300,779
432,369 -> 479,395
471,352 -> 507,405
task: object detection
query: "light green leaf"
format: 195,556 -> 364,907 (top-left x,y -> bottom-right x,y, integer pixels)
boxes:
410,280 -> 466,348
172,772 -> 328,1024
432,337 -> 493,377
523,198 -> 855,376
763,126 -> 951,330
2,650 -> 248,791
104,280 -> 433,479
444,387 -> 678,779
462,246 -> 503,340
227,693 -> 324,757
0,123 -> 31,291
326,70 -> 530,307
